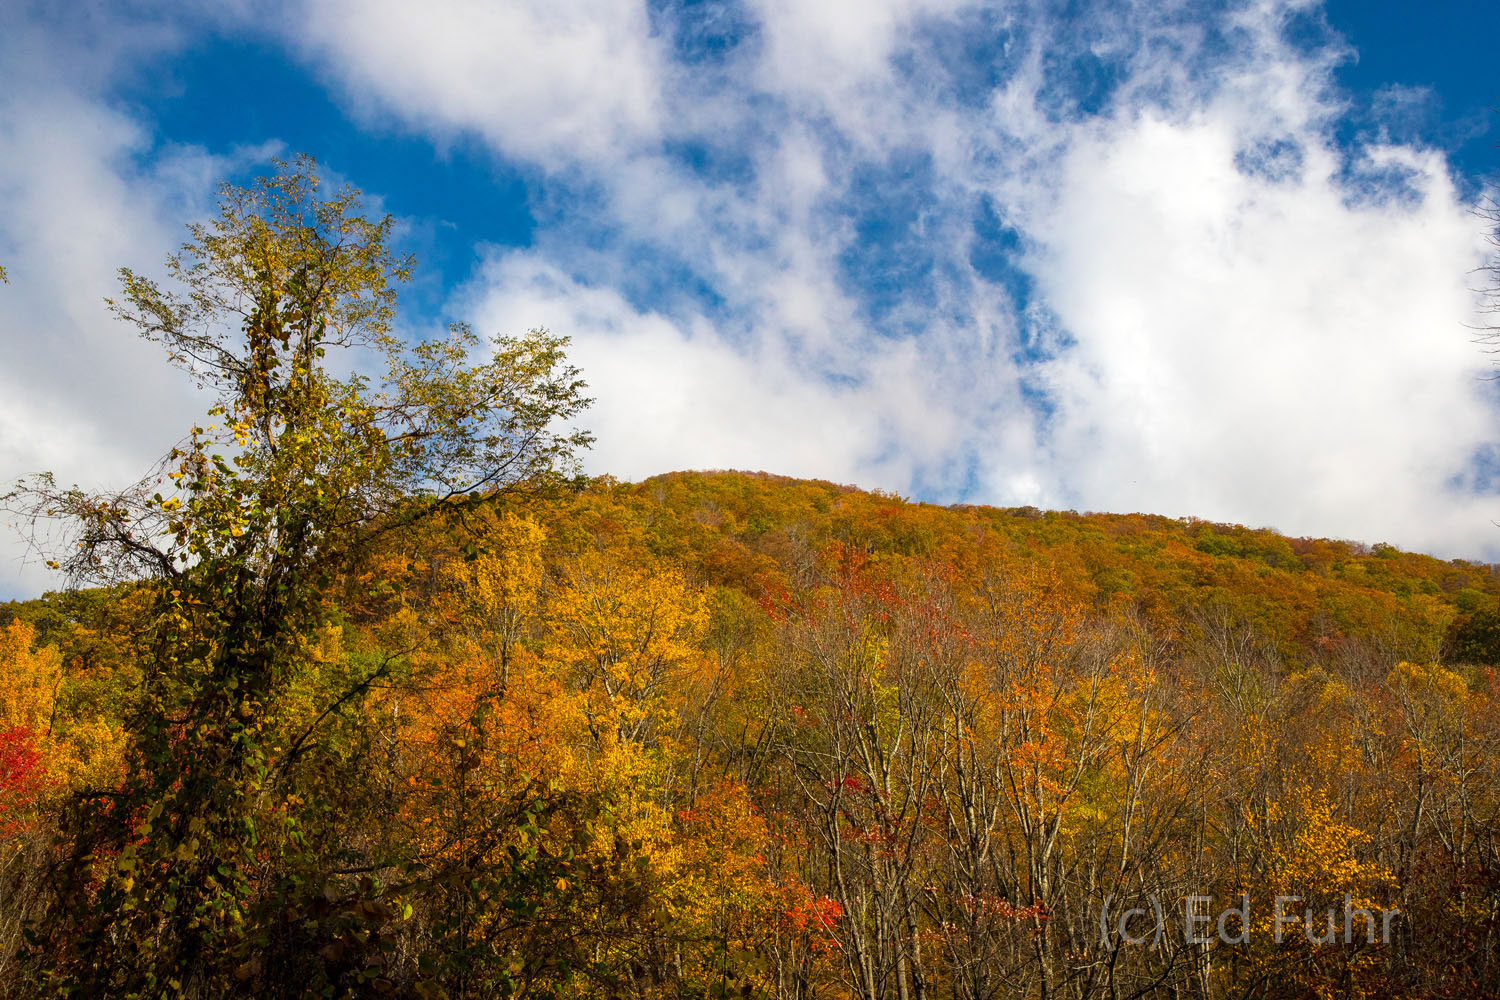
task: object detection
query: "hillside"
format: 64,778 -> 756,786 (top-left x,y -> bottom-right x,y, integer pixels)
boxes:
14,468 -> 1500,665
4,469 -> 1496,998
558,469 -> 1500,667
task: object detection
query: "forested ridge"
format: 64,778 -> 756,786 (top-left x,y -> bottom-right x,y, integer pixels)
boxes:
1,161 -> 1498,999
3,469 -> 1499,998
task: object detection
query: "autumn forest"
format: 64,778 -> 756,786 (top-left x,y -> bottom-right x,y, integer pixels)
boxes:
1,163 -> 1498,999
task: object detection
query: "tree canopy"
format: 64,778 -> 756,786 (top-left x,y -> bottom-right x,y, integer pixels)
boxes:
0,165 -> 1498,999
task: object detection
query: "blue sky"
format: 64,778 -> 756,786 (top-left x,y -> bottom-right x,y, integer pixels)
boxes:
2,0 -> 1499,597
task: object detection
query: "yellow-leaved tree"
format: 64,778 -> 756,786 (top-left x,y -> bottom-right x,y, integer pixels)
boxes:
3,156 -> 593,998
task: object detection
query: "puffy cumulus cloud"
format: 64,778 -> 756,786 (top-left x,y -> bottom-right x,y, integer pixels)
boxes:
975,3 -> 1500,557
457,250 -> 1032,495
290,0 -> 668,164
1025,110 -> 1494,554
459,252 -> 876,484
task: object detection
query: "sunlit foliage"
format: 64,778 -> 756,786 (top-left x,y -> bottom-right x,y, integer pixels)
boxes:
2,163 -> 1499,997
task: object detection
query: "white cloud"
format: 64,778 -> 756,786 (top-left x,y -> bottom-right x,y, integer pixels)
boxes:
5,0 -> 1500,603
1025,103 -> 1494,556
292,0 -> 668,164
265,0 -> 1500,558
0,20 -> 234,599
748,0 -> 978,127
459,251 -> 1012,492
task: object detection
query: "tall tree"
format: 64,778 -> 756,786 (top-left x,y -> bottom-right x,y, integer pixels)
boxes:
6,156 -> 591,997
